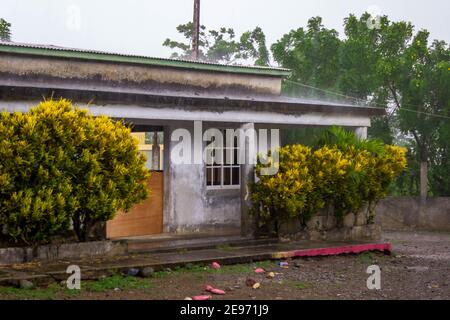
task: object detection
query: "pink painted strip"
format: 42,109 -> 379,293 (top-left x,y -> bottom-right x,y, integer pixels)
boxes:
273,243 -> 391,259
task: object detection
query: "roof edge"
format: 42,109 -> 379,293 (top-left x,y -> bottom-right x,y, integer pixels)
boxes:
0,42 -> 291,77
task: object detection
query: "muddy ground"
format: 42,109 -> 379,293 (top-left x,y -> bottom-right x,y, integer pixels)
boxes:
0,230 -> 449,300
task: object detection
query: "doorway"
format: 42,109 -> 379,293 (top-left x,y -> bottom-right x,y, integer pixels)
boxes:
106,130 -> 164,239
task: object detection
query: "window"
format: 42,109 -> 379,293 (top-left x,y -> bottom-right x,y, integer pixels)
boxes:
205,130 -> 240,188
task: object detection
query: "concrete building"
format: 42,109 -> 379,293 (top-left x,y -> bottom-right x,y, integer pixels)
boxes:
0,41 -> 384,239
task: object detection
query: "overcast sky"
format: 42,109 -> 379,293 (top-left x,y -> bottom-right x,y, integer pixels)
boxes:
2,0 -> 449,63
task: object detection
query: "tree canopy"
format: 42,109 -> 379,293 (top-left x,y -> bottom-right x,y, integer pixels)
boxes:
0,18 -> 11,41
272,14 -> 450,196
163,22 -> 269,66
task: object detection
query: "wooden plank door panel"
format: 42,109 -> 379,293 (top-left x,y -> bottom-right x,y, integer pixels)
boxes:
106,171 -> 163,239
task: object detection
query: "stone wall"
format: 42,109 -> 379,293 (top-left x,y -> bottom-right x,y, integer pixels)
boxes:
0,241 -> 126,266
274,197 -> 450,241
275,206 -> 381,242
375,197 -> 450,232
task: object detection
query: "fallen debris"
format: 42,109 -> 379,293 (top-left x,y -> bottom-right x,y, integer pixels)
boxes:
19,279 -> 34,290
255,268 -> 265,273
211,262 -> 221,269
139,266 -> 154,278
252,282 -> 261,289
192,295 -> 212,300
126,268 -> 139,276
205,285 -> 226,295
267,272 -> 275,278
278,261 -> 289,268
245,278 -> 257,287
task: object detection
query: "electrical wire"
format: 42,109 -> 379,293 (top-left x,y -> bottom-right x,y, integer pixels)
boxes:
283,79 -> 450,120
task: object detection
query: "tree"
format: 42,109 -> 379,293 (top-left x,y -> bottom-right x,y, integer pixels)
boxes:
0,18 -> 11,41
338,14 -> 412,146
271,13 -> 450,197
0,100 -> 150,244
163,22 -> 269,65
395,36 -> 450,197
272,17 -> 341,92
271,17 -> 342,146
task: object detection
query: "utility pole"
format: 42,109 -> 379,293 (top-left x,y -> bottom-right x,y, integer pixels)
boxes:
191,0 -> 200,60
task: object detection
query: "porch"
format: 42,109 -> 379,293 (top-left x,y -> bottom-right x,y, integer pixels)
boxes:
0,41 -> 385,242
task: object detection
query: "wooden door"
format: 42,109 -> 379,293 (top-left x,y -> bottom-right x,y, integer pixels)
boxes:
106,131 -> 164,239
106,172 -> 163,239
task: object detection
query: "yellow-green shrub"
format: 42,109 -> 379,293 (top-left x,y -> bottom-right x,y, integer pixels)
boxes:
0,99 -> 149,244
252,142 -> 407,228
251,145 -> 318,229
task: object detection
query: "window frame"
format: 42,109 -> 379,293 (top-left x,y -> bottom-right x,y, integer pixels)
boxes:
205,129 -> 241,190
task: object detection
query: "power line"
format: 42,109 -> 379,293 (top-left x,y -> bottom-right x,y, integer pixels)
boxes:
398,108 -> 450,120
283,79 -> 450,120
283,79 -> 367,105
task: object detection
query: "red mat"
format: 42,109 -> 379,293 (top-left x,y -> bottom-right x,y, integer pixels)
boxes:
272,243 -> 392,259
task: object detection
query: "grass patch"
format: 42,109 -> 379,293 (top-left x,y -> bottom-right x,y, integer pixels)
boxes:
152,271 -> 169,279
0,260 -> 278,299
290,281 -> 313,290
357,251 -> 386,265
214,264 -> 254,274
159,260 -> 276,276
0,284 -> 59,300
335,282 -> 343,289
216,244 -> 233,252
83,275 -> 154,292
357,252 -> 375,264
0,275 -> 156,299
173,260 -> 275,275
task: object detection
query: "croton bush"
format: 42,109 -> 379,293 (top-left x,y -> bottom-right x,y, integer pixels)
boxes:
251,127 -> 407,232
0,99 -> 150,245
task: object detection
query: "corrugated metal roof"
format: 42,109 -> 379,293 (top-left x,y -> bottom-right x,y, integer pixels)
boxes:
0,41 -> 291,77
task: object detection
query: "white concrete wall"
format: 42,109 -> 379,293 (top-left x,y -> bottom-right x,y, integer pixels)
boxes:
164,123 -> 241,234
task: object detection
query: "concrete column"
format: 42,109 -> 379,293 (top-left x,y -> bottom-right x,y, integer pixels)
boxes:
162,125 -> 173,233
151,131 -> 160,170
420,161 -> 428,200
240,122 -> 257,237
419,161 -> 428,226
355,127 -> 368,140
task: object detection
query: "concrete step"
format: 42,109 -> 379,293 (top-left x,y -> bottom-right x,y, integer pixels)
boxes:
122,235 -> 279,254
0,241 -> 392,286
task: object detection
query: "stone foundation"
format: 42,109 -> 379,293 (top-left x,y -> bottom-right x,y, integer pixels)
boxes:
275,207 -> 381,242
0,241 -> 127,266
375,197 -> 450,232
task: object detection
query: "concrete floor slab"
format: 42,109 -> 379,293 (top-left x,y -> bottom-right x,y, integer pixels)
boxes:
0,240 -> 391,286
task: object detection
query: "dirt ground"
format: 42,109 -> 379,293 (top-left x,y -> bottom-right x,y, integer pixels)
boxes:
0,230 -> 449,300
